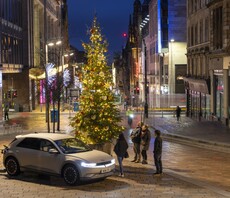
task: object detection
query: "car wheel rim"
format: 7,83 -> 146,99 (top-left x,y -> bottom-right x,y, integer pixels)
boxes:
64,167 -> 78,184
6,159 -> 18,175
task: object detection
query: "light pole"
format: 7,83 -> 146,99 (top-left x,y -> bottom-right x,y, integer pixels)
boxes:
170,39 -> 174,94
143,39 -> 148,118
45,40 -> 62,132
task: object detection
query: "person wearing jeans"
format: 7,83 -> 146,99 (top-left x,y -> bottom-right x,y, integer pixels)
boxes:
153,130 -> 163,175
140,125 -> 151,164
130,121 -> 143,163
114,133 -> 128,177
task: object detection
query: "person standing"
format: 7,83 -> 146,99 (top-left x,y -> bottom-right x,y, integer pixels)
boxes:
176,106 -> 181,121
126,107 -> 133,128
114,133 -> 129,177
153,130 -> 163,175
140,125 -> 151,164
4,104 -> 9,121
130,121 -> 143,163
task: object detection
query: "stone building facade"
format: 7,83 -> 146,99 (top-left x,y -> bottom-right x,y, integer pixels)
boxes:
208,0 -> 230,125
185,0 -> 211,119
186,0 -> 230,125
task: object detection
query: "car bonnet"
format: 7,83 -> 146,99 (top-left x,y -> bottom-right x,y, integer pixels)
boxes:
66,149 -> 114,163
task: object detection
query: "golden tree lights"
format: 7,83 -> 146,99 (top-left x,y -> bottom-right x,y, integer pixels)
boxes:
71,17 -> 124,144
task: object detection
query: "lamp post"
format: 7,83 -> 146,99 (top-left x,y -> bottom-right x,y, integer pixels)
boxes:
170,39 -> 174,94
143,39 -> 148,118
45,40 -> 62,132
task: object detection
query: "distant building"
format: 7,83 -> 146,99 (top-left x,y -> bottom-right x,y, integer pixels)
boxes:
142,0 -> 187,108
0,0 -> 68,116
0,0 -> 31,115
185,0 -> 230,126
185,0 -> 210,119
121,0 -> 187,109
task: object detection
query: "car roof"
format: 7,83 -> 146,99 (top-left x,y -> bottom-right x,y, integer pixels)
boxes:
16,133 -> 74,141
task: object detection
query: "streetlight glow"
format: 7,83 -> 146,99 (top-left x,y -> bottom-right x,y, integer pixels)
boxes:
48,42 -> 54,46
56,40 -> 62,45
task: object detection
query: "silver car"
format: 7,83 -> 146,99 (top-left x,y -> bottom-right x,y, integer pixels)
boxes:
2,133 -> 115,185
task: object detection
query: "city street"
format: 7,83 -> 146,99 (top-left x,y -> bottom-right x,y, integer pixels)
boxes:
0,111 -> 230,197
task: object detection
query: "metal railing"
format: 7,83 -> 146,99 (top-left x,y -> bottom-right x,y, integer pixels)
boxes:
2,123 -> 24,135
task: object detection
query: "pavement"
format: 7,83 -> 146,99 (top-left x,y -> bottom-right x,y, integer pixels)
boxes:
0,110 -> 230,197
144,113 -> 230,152
1,109 -> 230,152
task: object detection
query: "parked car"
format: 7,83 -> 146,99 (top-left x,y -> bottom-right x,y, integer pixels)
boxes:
1,133 -> 115,185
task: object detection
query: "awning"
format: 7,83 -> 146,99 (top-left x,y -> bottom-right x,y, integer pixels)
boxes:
184,78 -> 210,94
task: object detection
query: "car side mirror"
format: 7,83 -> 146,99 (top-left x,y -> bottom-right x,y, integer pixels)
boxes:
49,148 -> 59,154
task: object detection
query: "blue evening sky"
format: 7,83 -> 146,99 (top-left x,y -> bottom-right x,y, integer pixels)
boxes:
67,0 -> 134,61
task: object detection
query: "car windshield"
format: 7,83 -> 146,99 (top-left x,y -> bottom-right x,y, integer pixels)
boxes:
55,138 -> 92,154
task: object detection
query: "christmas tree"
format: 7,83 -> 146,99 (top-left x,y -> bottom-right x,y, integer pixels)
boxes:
71,17 -> 124,144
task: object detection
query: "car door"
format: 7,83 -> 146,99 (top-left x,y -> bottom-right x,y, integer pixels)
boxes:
37,139 -> 64,174
16,138 -> 41,170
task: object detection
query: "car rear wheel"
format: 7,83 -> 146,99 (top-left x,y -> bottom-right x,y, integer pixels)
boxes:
5,157 -> 20,176
63,165 -> 79,185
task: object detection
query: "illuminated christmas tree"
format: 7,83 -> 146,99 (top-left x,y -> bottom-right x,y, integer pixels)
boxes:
71,17 -> 124,144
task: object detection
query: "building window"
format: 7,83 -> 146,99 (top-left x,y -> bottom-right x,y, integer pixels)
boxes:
200,20 -> 203,43
195,23 -> 198,45
191,26 -> 194,46
213,6 -> 223,49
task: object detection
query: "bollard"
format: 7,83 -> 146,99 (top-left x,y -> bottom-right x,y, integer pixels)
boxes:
161,110 -> 163,118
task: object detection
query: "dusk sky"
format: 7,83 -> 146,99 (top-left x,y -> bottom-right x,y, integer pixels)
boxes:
67,0 -> 135,61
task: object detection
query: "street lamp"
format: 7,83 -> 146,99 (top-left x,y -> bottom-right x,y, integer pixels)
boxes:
143,39 -> 148,119
169,39 -> 174,94
45,39 -> 63,132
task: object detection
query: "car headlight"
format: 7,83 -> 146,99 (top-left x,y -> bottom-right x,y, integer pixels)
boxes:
111,159 -> 115,165
81,162 -> 97,168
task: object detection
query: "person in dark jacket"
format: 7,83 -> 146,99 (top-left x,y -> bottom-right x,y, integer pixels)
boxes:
140,125 -> 151,164
114,133 -> 128,177
130,121 -> 143,163
4,104 -> 9,121
176,106 -> 181,121
153,130 -> 163,175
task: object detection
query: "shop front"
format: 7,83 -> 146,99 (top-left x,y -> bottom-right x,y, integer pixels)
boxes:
184,78 -> 211,120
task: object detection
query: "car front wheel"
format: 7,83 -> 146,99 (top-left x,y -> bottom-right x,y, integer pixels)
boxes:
5,157 -> 20,176
63,165 -> 79,185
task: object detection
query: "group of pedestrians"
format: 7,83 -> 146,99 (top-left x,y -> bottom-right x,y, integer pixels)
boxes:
113,121 -> 163,177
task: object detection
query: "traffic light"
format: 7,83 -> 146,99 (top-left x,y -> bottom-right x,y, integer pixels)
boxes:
12,90 -> 17,98
7,90 -> 11,98
122,33 -> 127,37
136,87 -> 140,95
146,82 -> 149,94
